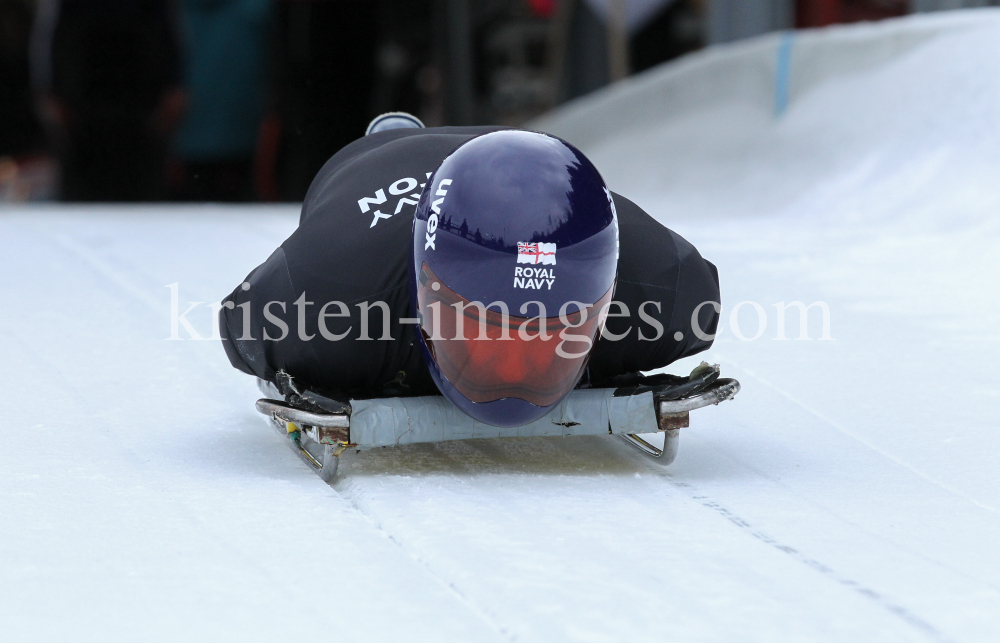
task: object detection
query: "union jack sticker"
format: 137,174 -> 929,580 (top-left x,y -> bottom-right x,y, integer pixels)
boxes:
517,242 -> 556,266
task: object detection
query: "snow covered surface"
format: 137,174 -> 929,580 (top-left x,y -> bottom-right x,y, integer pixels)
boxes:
4,12 -> 1000,643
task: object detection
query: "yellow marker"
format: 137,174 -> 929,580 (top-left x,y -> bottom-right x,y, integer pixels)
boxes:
286,421 -> 299,434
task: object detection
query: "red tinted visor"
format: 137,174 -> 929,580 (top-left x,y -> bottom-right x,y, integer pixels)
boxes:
417,262 -> 613,406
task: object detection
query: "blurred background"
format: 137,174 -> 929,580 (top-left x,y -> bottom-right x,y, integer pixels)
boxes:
0,0 -> 990,203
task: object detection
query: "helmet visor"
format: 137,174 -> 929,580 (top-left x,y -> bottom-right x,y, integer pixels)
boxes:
417,262 -> 613,407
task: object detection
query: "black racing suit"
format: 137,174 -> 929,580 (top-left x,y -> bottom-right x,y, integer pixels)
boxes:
220,126 -> 721,400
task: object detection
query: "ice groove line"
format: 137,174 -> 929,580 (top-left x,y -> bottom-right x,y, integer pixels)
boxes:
44,229 -> 257,398
45,220 -> 955,638
332,478 -> 517,642
726,357 -> 998,514
705,425 -> 1000,596
661,475 -> 955,643
52,223 -> 506,639
52,233 -> 166,315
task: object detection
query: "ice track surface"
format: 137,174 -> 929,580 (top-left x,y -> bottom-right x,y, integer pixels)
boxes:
4,13 -> 1000,643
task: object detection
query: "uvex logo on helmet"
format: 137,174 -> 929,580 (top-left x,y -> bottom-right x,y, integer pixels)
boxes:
423,179 -> 452,251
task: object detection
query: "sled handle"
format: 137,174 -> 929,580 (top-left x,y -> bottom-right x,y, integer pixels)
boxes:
255,399 -> 350,429
657,378 -> 740,415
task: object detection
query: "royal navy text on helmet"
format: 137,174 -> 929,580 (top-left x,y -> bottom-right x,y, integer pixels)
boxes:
514,266 -> 555,290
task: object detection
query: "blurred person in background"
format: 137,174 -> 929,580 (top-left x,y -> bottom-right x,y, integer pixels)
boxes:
0,0 -> 54,200
171,0 -> 271,201
255,0 -> 708,202
266,0 -> 379,201
32,0 -> 185,201
1,0 -> 44,160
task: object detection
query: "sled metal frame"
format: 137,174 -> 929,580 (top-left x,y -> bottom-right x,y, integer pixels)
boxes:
619,377 -> 740,464
255,377 -> 740,481
256,398 -> 352,482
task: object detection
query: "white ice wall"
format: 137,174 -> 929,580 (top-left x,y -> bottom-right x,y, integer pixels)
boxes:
531,9 -> 1000,152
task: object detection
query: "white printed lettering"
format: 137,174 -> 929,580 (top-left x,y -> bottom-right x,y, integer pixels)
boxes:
393,197 -> 418,214
358,189 -> 387,213
369,210 -> 392,228
389,178 -> 417,195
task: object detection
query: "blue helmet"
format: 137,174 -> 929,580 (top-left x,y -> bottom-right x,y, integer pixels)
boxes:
411,130 -> 619,427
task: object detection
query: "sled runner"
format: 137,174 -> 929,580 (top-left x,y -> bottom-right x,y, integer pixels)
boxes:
255,363 -> 740,481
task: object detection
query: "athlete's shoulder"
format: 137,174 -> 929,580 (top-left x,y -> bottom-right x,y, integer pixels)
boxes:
299,126 -> 512,225
311,126 -> 510,189
608,191 -> 659,228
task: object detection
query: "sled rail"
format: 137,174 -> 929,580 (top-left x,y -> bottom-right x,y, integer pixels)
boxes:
254,366 -> 740,480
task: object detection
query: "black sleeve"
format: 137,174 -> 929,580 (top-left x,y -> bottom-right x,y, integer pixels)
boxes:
298,125 -> 505,225
586,193 -> 720,383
